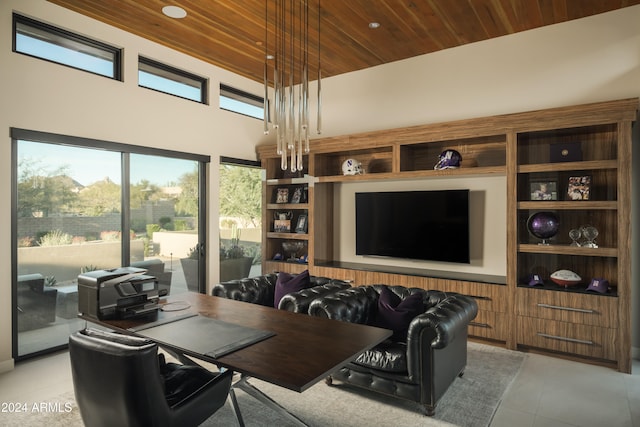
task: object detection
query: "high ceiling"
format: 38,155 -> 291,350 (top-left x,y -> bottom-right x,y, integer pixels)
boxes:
48,0 -> 640,84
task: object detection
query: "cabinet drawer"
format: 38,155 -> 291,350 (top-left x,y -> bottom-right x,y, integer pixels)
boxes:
517,317 -> 617,361
516,288 -> 618,328
469,311 -> 508,341
397,277 -> 507,314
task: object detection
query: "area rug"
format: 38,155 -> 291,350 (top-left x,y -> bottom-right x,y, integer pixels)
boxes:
2,342 -> 524,427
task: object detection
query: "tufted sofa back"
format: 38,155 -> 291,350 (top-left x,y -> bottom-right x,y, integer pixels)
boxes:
308,285 -> 452,325
211,273 -> 351,313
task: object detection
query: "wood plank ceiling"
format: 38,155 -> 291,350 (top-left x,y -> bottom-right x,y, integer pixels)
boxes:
48,0 -> 640,84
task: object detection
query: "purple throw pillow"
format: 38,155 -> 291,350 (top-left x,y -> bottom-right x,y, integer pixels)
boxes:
273,270 -> 311,308
375,286 -> 424,341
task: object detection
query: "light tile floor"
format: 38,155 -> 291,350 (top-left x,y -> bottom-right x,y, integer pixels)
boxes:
0,348 -> 638,426
491,353 -> 640,427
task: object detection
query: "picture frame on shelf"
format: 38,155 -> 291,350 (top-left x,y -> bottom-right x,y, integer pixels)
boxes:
275,187 -> 289,203
274,219 -> 291,233
290,186 -> 305,203
295,214 -> 308,233
567,176 -> 591,200
530,181 -> 557,201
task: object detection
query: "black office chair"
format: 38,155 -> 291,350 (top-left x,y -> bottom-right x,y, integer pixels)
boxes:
69,328 -> 232,427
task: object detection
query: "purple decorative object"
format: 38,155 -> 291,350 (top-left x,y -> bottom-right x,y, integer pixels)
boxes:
527,211 -> 559,245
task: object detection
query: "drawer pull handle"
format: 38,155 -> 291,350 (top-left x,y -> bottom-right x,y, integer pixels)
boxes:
537,333 -> 594,345
465,294 -> 491,301
469,322 -> 490,328
537,303 -> 594,314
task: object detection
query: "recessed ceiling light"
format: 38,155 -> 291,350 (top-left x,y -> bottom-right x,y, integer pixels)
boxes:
369,22 -> 380,29
162,5 -> 187,19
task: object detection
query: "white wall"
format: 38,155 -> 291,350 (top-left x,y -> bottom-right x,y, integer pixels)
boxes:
0,0 -> 265,369
313,6 -> 640,139
2,1 -> 639,369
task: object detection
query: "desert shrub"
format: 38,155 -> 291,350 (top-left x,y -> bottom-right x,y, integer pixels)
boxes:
38,229 -> 72,246
100,230 -> 121,241
174,219 -> 188,231
146,223 -> 161,239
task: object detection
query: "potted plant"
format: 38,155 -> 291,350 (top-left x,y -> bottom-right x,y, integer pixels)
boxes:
219,225 -> 253,282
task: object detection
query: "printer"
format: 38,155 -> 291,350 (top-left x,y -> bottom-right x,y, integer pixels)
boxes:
78,267 -> 159,320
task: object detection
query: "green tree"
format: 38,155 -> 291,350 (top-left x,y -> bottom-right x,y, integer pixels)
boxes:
130,179 -> 162,209
76,178 -> 121,216
219,165 -> 262,227
175,170 -> 199,217
17,158 -> 78,217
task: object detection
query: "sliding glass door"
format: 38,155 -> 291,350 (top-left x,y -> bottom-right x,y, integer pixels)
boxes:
12,129 -> 209,359
129,154 -> 202,296
218,158 -> 262,281
15,141 -> 121,356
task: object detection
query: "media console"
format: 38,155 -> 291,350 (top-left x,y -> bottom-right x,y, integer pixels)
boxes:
314,260 -> 506,285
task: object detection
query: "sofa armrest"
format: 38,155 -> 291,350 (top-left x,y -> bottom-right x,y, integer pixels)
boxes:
211,274 -> 277,306
278,280 -> 351,313
407,294 -> 478,350
308,286 -> 379,324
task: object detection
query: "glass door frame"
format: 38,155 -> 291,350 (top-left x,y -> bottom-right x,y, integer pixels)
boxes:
10,128 -> 210,360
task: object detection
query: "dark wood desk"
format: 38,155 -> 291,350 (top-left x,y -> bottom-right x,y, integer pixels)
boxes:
82,292 -> 391,425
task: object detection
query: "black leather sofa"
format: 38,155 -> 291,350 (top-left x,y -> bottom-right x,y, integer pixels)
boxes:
17,273 -> 58,332
211,273 -> 350,313
308,284 -> 478,416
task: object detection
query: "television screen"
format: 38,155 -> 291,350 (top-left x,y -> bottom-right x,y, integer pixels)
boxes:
355,189 -> 470,264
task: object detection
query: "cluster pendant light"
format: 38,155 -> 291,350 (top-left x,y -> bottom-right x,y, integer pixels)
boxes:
263,0 -> 322,172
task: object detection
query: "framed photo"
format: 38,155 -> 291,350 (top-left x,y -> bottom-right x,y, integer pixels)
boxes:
295,214 -> 308,233
274,219 -> 291,232
567,176 -> 591,200
275,187 -> 289,203
530,181 -> 557,201
290,186 -> 304,203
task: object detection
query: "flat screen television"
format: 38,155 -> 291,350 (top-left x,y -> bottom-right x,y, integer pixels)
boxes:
355,189 -> 470,264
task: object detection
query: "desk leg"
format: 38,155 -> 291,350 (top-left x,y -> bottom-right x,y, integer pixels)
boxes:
228,386 -> 246,427
232,374 -> 308,427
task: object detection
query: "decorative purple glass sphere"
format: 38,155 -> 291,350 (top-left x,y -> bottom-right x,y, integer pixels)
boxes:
527,212 -> 560,240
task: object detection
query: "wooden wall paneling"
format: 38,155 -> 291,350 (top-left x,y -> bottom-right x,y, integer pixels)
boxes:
311,182 -> 333,265
257,97 -> 638,372
616,119 -> 633,374
506,131 -> 519,350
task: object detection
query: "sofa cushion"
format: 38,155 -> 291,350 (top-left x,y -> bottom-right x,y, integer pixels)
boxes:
374,286 -> 424,342
353,341 -> 408,373
273,270 -> 311,308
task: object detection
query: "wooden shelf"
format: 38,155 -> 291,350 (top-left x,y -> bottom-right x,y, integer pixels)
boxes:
266,203 -> 309,210
518,160 -> 617,173
266,232 -> 309,240
265,176 -> 314,186
316,165 -> 506,183
517,244 -> 617,257
517,201 -> 617,210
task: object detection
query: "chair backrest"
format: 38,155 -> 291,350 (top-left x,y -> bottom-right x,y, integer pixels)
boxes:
69,328 -> 232,427
69,329 -> 170,427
